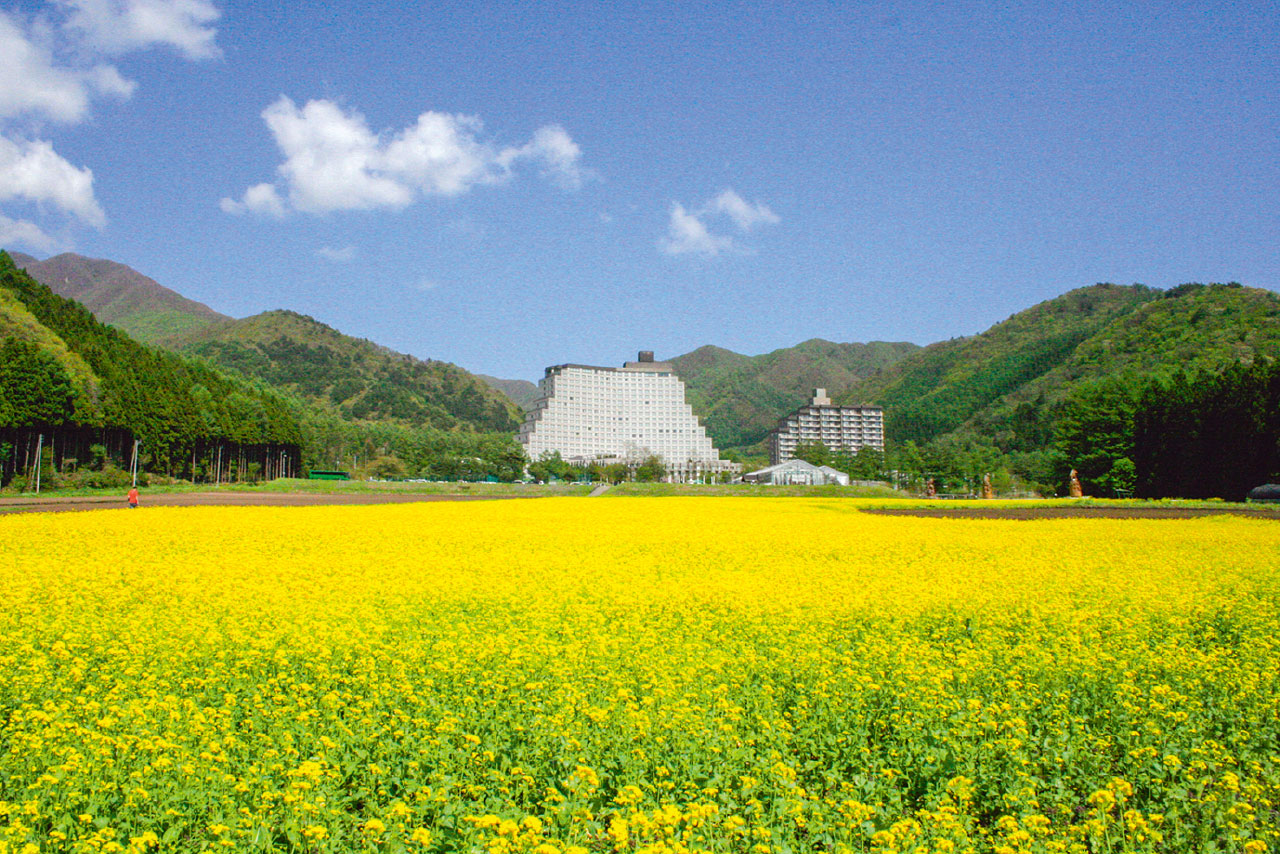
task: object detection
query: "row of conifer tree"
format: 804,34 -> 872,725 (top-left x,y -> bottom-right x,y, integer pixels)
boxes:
0,252 -> 302,485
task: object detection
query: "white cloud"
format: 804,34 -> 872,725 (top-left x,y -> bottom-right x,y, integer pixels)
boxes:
58,0 -> 221,59
414,277 -> 441,291
224,97 -> 586,216
316,244 -> 355,262
264,97 -> 411,213
0,214 -> 58,251
0,2 -> 220,242
707,188 -> 779,231
660,188 -> 779,257
660,202 -> 735,257
497,124 -> 584,189
382,111 -> 503,197
0,12 -> 135,123
219,182 -> 286,218
0,136 -> 105,226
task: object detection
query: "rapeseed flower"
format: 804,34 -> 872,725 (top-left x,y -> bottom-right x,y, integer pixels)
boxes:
0,499 -> 1276,852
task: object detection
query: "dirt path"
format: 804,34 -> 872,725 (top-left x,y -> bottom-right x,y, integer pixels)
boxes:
0,492 -> 508,515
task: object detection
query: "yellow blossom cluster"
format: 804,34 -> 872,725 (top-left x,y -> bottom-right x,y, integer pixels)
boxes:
0,498 -> 1277,853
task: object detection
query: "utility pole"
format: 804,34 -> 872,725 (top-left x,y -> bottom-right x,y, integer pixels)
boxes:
34,434 -> 43,493
130,440 -> 139,488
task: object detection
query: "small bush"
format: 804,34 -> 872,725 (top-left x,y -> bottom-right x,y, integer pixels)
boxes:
49,464 -> 133,490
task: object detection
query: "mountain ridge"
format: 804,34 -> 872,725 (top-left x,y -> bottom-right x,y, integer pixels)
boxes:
0,250 -> 302,483
668,338 -> 921,451
12,252 -> 231,345
836,282 -> 1280,457
476,375 -> 540,410
173,310 -> 522,433
12,252 -> 523,435
12,249 -> 1280,477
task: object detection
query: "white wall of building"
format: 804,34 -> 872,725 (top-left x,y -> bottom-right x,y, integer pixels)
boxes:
768,389 -> 885,465
519,358 -> 734,475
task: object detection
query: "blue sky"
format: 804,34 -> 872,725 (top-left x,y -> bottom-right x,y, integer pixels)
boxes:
2,0 -> 1277,380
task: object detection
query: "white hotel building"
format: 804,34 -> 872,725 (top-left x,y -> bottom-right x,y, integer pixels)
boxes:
768,388 -> 885,465
518,352 -> 737,481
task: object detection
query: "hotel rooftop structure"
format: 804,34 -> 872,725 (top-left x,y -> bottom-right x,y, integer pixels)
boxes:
518,351 -> 737,481
768,388 -> 885,465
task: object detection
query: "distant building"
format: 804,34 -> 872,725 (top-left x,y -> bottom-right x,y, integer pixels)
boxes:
518,351 -> 737,481
741,459 -> 850,486
768,388 -> 884,465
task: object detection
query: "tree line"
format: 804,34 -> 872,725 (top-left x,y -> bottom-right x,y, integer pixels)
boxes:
299,415 -> 527,482
523,452 -> 674,484
1055,361 -> 1280,500
1,252 -> 301,487
801,359 -> 1279,500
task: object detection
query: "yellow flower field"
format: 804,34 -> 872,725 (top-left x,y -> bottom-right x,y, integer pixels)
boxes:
0,498 -> 1277,854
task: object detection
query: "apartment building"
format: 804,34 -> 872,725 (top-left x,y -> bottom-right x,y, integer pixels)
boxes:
518,351 -> 737,480
768,388 -> 884,465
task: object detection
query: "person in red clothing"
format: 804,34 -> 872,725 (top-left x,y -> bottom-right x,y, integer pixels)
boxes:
127,486 -> 139,508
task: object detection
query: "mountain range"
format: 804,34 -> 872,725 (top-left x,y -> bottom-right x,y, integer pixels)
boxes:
838,281 -> 1280,454
10,252 -> 519,435
670,340 -> 920,451
8,252 -> 922,449
9,250 -> 1280,467
10,251 -> 228,344
0,251 -> 302,483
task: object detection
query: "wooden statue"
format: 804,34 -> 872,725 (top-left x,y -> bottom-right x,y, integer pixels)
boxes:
925,477 -> 937,498
982,473 -> 994,500
1069,468 -> 1084,498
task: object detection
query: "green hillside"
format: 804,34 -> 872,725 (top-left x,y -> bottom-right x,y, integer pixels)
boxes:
14,252 -> 519,435
671,339 -> 920,451
12,252 -> 229,344
0,284 -> 100,399
842,284 -> 1162,445
1,252 -> 529,485
0,251 -> 302,485
836,282 -> 1280,480
477,375 -> 540,410
173,311 -> 521,433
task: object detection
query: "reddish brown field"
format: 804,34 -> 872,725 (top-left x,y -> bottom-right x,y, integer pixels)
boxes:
0,492 -> 505,514
862,505 -> 1280,521
3,491 -> 1277,519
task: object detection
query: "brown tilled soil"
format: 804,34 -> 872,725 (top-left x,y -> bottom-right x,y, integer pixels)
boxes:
0,492 -> 507,515
861,505 -> 1280,521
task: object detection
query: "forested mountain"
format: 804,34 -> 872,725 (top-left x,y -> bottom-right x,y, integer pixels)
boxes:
0,251 -> 301,485
0,251 -> 528,484
840,283 -> 1279,446
12,251 -> 522,435
669,339 -> 920,451
839,284 -> 1163,445
477,375 -> 540,410
172,311 -> 521,433
834,282 -> 1280,494
11,252 -> 230,345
